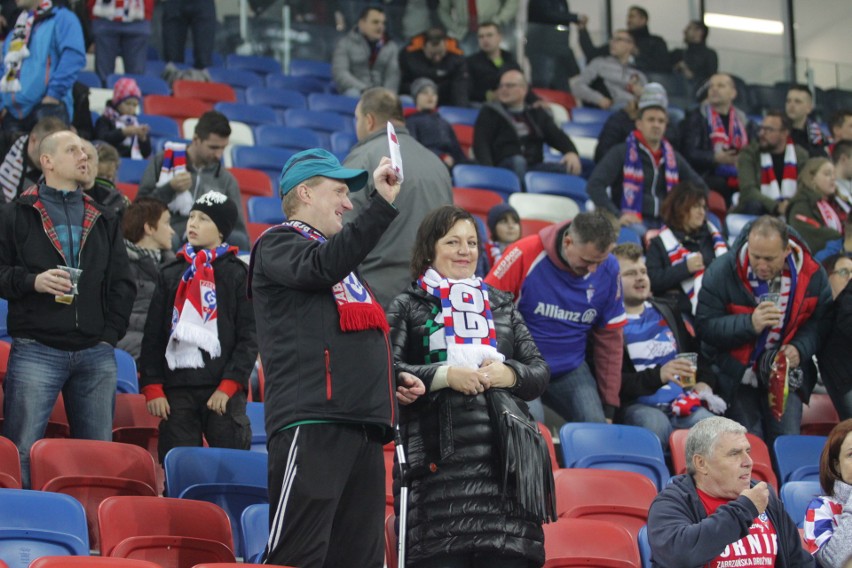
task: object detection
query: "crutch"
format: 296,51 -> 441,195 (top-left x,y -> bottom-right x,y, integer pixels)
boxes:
393,424 -> 409,568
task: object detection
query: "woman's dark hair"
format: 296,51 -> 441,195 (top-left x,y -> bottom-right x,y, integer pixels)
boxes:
822,253 -> 847,274
410,205 -> 478,279
820,418 -> 852,496
660,182 -> 708,232
123,197 -> 168,243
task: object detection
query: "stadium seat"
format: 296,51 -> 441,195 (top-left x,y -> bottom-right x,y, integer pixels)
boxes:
781,480 -> 821,529
330,131 -> 358,155
0,298 -> 8,339
570,107 -> 613,124
774,435 -> 825,484
707,190 -> 727,224
552,469 -> 657,539
524,171 -> 589,205
452,164 -> 520,199
280,109 -> 354,134
229,168 -> 274,197
107,74 -> 170,96
0,435 -> 21,489
538,423 -> 560,469
78,70 -> 102,89
749,84 -> 787,115
451,186 -> 504,223
0,340 -> 9,382
617,226 -> 642,246
559,423 -> 670,491
89,87 -> 114,114
0,390 -> 70,439
532,88 -> 577,112
725,213 -> 757,245
452,124 -> 473,157
240,504 -> 269,564
290,58 -> 333,81
563,122 -> 604,139
520,218 -> 555,238
231,147 -> 295,187
99,496 -> 235,567
247,223 -> 275,245
247,197 -> 285,225
173,80 -> 236,104
213,102 -> 277,127
245,402 -> 266,453
638,525 -> 651,568
112,393 -> 162,494
307,93 -> 358,116
30,439 -> 158,551
138,114 -> 180,139
385,514 -> 398,568
117,159 -> 148,185
245,86 -> 307,111
226,54 -> 281,76
254,125 -> 327,152
802,393 -> 840,436
509,193 -> 580,224
266,73 -> 328,95
0,489 -> 89,568
144,95 -> 213,122
438,105 -> 479,126
542,518 -> 641,568
207,67 -> 264,90
114,349 -> 138,394
30,558 -> 162,567
163,447 -> 268,558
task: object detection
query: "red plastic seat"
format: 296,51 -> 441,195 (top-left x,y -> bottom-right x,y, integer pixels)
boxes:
0,434 -> 21,488
538,422 -> 560,470
99,496 -> 235,568
30,557 -> 162,567
385,514 -> 398,568
144,95 -> 213,122
452,123 -> 473,158
452,186 -> 504,224
802,393 -> 840,436
173,80 -> 236,104
0,390 -> 69,439
229,167 -> 274,197
112,393 -> 163,493
521,218 -> 554,238
532,88 -> 577,111
30,439 -> 158,551
0,340 -> 10,382
543,518 -> 640,568
115,182 -> 139,202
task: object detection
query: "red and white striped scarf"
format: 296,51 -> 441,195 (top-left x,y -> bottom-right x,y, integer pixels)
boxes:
1,0 -> 54,93
92,0 -> 146,22
816,199 -> 843,232
759,139 -> 798,201
658,221 -> 728,314
622,130 -> 679,219
705,104 -> 748,152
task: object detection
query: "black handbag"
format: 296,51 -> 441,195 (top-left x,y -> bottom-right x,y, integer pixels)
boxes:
487,389 -> 557,523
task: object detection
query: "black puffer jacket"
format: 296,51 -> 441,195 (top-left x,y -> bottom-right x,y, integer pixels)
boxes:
387,284 -> 550,566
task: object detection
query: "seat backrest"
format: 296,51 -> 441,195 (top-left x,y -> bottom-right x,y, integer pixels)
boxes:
307,93 -> 359,116
669,429 -> 689,475
266,73 -> 328,95
802,393 -> 840,436
570,107 -> 613,124
538,422 -> 560,469
452,164 -> 520,199
214,102 -> 277,127
144,95 -> 213,121
451,186 -> 504,223
245,86 -> 307,111
207,67 -> 265,90
173,80 -> 236,104
524,171 -> 589,203
385,514 -> 398,568
521,218 -> 555,238
745,433 -> 778,492
254,125 -> 325,152
774,435 -> 826,484
563,121 -> 604,139
725,214 -> 758,244
137,114 -> 180,139
232,147 -> 295,171
637,525 -> 651,568
532,88 -> 577,112
330,131 -> 357,155
559,423 -> 670,491
542,518 -> 641,568
290,58 -> 333,81
118,159 -> 148,185
509,193 -> 580,224
780,480 -> 822,529
553,469 -> 657,540
281,109 -> 354,134
0,435 -> 21,489
437,105 -> 479,126
114,349 -> 138,394
0,489 -> 89,568
226,54 -> 281,76
240,503 -> 269,564
229,167 -> 274,197
247,196 -> 285,225
245,402 -> 266,453
30,557 -> 163,567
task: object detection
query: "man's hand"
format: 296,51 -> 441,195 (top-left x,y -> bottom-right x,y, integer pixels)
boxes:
781,344 -> 801,368
396,372 -> 426,405
561,152 -> 582,175
686,253 -> 705,273
207,390 -> 231,416
479,359 -> 516,388
741,481 -> 769,514
34,268 -> 72,296
373,156 -> 401,204
41,95 -> 60,105
598,97 -> 613,110
660,358 -> 693,384
776,199 -> 790,215
577,14 -> 588,29
619,212 -> 642,227
147,397 -> 170,419
447,367 -> 489,396
170,171 -> 192,193
751,302 -> 782,333
714,149 -> 738,166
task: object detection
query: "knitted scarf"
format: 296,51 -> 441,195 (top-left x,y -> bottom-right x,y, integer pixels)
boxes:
759,139 -> 798,201
157,142 -> 193,216
418,267 -> 504,369
705,103 -> 748,179
816,199 -> 843,232
621,131 -> 679,218
92,0 -> 146,22
281,220 -> 388,333
807,118 -> 825,147
1,0 -> 53,93
166,243 -> 237,369
103,104 -> 144,159
124,239 -> 162,263
658,221 -> 728,314
0,134 -> 28,203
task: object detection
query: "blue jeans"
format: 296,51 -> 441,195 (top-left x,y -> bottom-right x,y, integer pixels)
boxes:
726,384 -> 803,450
3,339 -> 116,487
539,362 -> 607,423
621,403 -> 714,451
93,19 -> 152,81
497,154 -> 569,186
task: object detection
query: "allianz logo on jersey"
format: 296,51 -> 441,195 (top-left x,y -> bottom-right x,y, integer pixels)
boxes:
534,302 -> 597,323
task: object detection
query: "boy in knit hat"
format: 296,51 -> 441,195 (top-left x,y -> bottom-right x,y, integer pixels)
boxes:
94,77 -> 152,159
405,76 -> 468,168
139,190 -> 257,463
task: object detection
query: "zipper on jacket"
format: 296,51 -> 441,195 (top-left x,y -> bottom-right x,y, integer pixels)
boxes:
61,195 -> 80,328
383,332 -> 395,426
325,348 -> 332,400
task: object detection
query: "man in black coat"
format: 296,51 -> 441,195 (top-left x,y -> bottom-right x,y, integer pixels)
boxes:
399,27 -> 469,108
465,22 -> 521,105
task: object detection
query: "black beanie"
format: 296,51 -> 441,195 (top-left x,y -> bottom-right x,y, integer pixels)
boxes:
191,191 -> 238,239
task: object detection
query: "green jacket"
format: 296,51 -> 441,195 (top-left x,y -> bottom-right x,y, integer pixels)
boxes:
786,184 -> 843,255
734,142 -> 808,214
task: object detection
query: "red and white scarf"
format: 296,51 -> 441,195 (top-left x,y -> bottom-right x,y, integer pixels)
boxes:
103,104 -> 144,159
158,142 -> 193,216
759,139 -> 798,201
166,243 -> 237,369
418,267 -> 504,369
1,0 -> 54,93
622,131 -> 679,219
816,199 -> 844,233
92,0 -> 146,22
705,104 -> 749,152
658,221 -> 728,314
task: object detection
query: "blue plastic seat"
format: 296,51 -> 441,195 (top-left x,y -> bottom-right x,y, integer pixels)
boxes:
330,131 -> 357,155
106,74 -> 170,96
307,93 -> 358,116
137,114 -> 180,139
638,525 -> 651,568
232,147 -> 293,189
452,164 -> 521,200
290,59 -> 332,81
207,66 -> 265,90
78,70 -> 102,89
563,121 -> 604,139
280,109 -> 354,134
559,423 -> 670,491
266,73 -> 328,95
245,86 -> 306,111
254,125 -> 327,152
0,489 -> 89,568
617,226 -> 642,245
438,105 -> 479,126
725,213 -> 758,244
117,158 -> 149,184
774,435 -> 826,484
247,196 -> 285,225
114,348 -> 138,394
245,402 -> 266,453
524,171 -> 589,206
780,480 -> 821,529
0,298 -> 8,339
225,54 -> 281,76
571,107 -> 614,124
213,102 -> 277,127
240,503 -> 269,564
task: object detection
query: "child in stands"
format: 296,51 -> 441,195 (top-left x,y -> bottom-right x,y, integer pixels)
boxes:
485,203 -> 522,268
94,77 -> 152,159
140,191 -> 257,462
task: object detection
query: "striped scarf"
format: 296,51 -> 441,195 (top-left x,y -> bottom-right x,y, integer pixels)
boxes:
0,134 -> 28,203
418,267 -> 504,369
622,131 -> 679,219
804,484 -> 847,554
658,221 -> 728,314
816,199 -> 843,232
92,0 -> 146,22
759,139 -> 798,201
0,0 -> 53,93
157,142 -> 193,216
807,119 -> 825,147
103,104 -> 144,159
705,104 -> 748,179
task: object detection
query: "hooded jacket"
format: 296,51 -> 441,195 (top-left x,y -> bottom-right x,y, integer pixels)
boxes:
331,28 -> 400,94
786,183 -> 844,255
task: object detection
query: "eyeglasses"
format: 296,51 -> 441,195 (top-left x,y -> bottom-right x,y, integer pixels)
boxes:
612,36 -> 633,43
498,82 -> 523,89
758,125 -> 784,133
831,268 -> 852,279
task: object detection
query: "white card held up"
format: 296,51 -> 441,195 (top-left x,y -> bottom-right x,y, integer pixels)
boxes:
387,121 -> 404,184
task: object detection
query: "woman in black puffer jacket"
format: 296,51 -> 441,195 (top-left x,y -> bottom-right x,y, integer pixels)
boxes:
387,205 -> 552,568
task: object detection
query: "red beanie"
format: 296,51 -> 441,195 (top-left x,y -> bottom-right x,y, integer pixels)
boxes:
112,77 -> 142,106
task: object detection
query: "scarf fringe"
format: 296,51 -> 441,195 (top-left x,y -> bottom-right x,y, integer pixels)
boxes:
165,316 -> 222,370
339,302 -> 389,333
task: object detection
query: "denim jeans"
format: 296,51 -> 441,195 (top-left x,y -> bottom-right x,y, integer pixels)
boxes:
726,384 -> 803,451
621,403 -> 714,452
538,362 -> 607,423
93,19 -> 152,81
3,339 -> 116,487
161,0 -> 217,69
497,154 -> 570,186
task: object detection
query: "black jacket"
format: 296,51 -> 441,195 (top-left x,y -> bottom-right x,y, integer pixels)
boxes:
678,106 -> 757,178
249,194 -> 399,440
819,282 -> 852,419
473,102 -> 577,168
93,112 -> 153,159
669,43 -> 718,88
387,284 -> 550,565
0,184 -> 135,350
117,246 -> 175,361
399,49 -> 469,107
465,49 -> 521,103
139,252 -> 257,391
578,26 -> 669,74
595,109 -> 680,163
